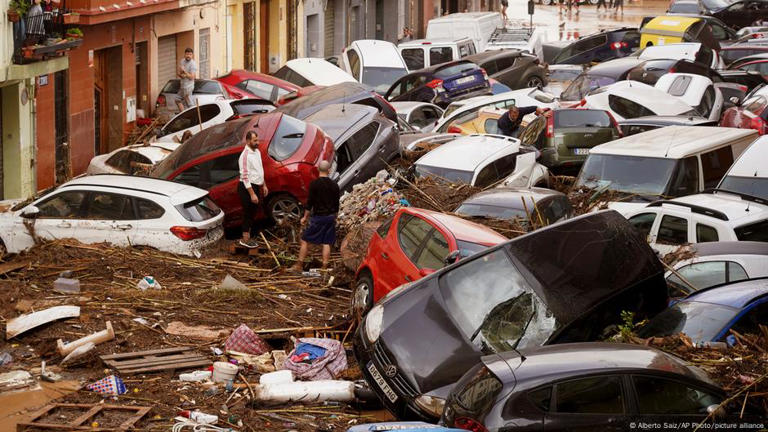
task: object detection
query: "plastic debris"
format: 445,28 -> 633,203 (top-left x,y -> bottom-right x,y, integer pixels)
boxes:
218,274 -> 247,291
136,276 -> 161,291
87,375 -> 127,395
179,370 -> 212,382
0,352 -> 12,366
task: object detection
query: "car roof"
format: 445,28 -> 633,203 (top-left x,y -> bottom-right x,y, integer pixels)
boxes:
586,57 -> 646,77
305,104 -> 377,141
276,82 -> 374,116
219,70 -> 300,90
689,240 -> 768,258
403,207 -> 507,245
348,40 -> 404,67
390,101 -> 437,114
638,43 -> 703,61
618,115 -> 713,126
415,135 -> 519,170
685,278 -> 768,308
464,49 -> 523,63
398,37 -> 474,47
61,174 -> 207,205
670,191 -> 768,223
590,126 -> 756,158
460,187 -> 564,209
283,58 -> 356,86
724,137 -> 768,178
485,342 -> 709,386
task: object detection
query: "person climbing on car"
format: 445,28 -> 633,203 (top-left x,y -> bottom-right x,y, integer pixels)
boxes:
291,160 -> 340,273
497,106 -> 550,138
238,130 -> 268,249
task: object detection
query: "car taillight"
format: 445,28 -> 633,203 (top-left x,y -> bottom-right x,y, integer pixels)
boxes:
156,94 -> 166,107
455,417 -> 489,432
447,125 -> 463,134
426,79 -> 444,89
610,41 -> 628,50
738,85 -> 748,93
545,114 -> 554,138
480,68 -> 488,80
579,98 -> 587,107
669,67 -> 676,73
605,111 -> 622,137
170,226 -> 208,241
750,116 -> 767,135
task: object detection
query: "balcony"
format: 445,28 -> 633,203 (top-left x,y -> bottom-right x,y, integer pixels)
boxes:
9,1 -> 82,65
66,0 -> 179,25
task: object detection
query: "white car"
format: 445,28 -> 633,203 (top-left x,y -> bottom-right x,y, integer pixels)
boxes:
87,143 -> 179,175
434,88 -> 558,133
654,73 -> 724,122
665,241 -> 768,296
625,191 -> 768,256
583,80 -> 696,122
0,175 -> 224,257
272,58 -> 357,87
341,40 -> 409,94
152,99 -> 275,144
634,42 -> 725,70
414,134 -> 549,188
718,135 -> 768,201
391,101 -> 444,132
398,38 -> 478,70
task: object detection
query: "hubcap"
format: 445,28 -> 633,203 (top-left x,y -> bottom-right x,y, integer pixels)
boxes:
528,77 -> 542,88
353,281 -> 370,313
271,198 -> 301,224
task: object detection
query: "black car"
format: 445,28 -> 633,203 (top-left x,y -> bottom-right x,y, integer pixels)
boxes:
353,210 -> 668,421
385,60 -> 491,108
441,343 -> 763,431
618,115 -> 717,136
543,28 -> 641,65
711,0 -> 768,29
722,43 -> 768,65
463,49 -> 548,90
275,82 -> 397,122
666,14 -> 741,43
454,187 -> 573,226
559,57 -> 646,102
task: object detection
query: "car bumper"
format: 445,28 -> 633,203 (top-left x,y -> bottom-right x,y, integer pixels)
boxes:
170,224 -> 224,256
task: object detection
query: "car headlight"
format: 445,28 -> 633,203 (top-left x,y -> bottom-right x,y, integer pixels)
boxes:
414,394 -> 446,417
364,304 -> 384,344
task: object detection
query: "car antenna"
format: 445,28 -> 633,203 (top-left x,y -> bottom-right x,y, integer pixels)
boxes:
664,129 -> 678,158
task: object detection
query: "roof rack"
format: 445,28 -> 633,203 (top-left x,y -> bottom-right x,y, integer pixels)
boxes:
704,188 -> 768,206
647,199 -> 729,221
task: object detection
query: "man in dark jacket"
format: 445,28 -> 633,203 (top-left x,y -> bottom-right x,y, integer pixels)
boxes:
292,160 -> 340,271
497,105 -> 549,138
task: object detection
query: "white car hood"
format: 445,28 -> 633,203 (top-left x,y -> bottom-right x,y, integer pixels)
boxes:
608,201 -> 648,217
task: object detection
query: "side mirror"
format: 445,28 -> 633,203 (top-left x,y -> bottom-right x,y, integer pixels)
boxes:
706,404 -> 726,419
21,205 -> 40,219
444,250 -> 461,266
419,268 -> 436,277
729,96 -> 740,105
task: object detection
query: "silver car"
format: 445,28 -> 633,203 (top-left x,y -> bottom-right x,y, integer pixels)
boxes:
155,79 -> 229,115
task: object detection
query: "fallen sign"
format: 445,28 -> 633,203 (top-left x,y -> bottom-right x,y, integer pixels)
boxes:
16,403 -> 151,431
6,306 -> 80,339
100,347 -> 210,374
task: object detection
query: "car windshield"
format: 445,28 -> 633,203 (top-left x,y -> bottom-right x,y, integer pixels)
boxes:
548,68 -> 582,82
637,301 -> 738,343
719,176 -> 768,201
561,74 -> 616,101
456,202 -> 529,221
554,110 -> 612,128
364,67 -> 408,94
575,154 -> 678,196
175,196 -> 222,222
415,164 -> 474,184
268,114 -> 307,161
669,2 -> 702,13
440,248 -> 555,353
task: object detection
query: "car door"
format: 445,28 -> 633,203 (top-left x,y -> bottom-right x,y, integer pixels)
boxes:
242,80 -> 279,102
724,300 -> 768,343
130,196 -> 174,250
542,375 -> 626,432
652,214 -> 691,256
629,374 -> 724,426
72,191 -> 137,247
19,190 -> 86,246
377,213 -> 437,292
336,122 -> 381,191
667,260 -> 748,297
628,211 -> 659,243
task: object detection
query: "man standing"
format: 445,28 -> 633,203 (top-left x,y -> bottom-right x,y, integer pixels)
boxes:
238,131 -> 268,248
176,48 -> 197,112
292,161 -> 340,272
497,106 -> 549,138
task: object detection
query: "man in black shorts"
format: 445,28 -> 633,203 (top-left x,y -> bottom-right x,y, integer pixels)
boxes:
292,161 -> 340,271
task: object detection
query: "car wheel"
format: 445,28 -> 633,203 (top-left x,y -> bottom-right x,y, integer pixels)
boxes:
353,272 -> 374,318
525,75 -> 544,89
267,194 -> 302,225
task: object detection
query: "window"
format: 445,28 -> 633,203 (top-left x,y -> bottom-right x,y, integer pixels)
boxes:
430,47 -> 454,66
667,156 -> 700,197
633,376 -> 720,414
495,55 -> 515,71
628,213 -> 656,239
86,193 -> 135,220
696,224 -> 719,242
397,214 -> 433,261
483,118 -> 499,135
347,49 -> 361,81
37,191 -> 86,218
376,216 -> 394,239
269,115 -> 307,161
657,215 -> 689,245
244,80 -> 277,101
452,365 -> 503,425
555,376 -> 623,414
709,23 -> 728,41
608,95 -> 655,119
700,146 -> 734,189
175,196 -> 221,222
415,229 -> 449,270
528,386 -> 552,412
401,48 -> 424,70
621,124 -> 658,136
695,46 -> 715,69
696,86 -> 716,118
346,123 -> 379,159
573,35 -> 608,54
668,261 -> 748,294
174,164 -> 202,188
667,75 -> 693,96
136,198 -> 165,219
335,143 -> 354,175
203,153 -> 240,187
519,117 -> 545,149
744,96 -> 768,116
742,62 -> 768,74
474,164 -> 498,189
492,154 -> 518,180
105,151 -> 152,174
458,43 -> 471,57
735,219 -> 768,242
554,109 -> 612,128
163,110 -> 198,135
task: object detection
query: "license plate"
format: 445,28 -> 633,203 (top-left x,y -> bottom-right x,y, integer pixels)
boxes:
572,148 -> 590,155
367,362 -> 398,403
455,76 -> 475,85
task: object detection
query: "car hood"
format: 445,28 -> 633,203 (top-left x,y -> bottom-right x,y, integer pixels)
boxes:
0,199 -> 24,215
607,201 -> 651,217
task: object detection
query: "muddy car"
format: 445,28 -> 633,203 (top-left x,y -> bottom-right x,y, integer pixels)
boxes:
353,210 -> 668,421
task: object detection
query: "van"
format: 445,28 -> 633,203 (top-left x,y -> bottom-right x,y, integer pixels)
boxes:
398,38 -> 477,70
640,15 -> 720,51
486,26 -> 548,60
573,126 -> 757,214
272,58 -> 356,87
341,40 -> 409,94
426,12 -> 502,52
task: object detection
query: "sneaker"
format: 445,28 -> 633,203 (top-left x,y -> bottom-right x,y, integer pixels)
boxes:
238,239 -> 259,249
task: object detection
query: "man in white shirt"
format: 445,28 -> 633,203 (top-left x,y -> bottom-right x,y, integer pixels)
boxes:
238,131 -> 268,248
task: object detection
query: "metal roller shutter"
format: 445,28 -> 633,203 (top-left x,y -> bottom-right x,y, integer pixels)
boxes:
157,35 -> 177,88
324,0 -> 334,57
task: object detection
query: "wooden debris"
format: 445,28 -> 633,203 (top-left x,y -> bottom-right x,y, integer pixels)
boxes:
165,321 -> 229,340
16,403 -> 151,431
6,305 -> 80,339
101,347 -> 210,374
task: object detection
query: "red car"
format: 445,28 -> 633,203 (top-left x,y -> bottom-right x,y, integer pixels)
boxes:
720,91 -> 768,134
217,70 -> 301,103
352,207 -> 507,314
150,112 -> 334,228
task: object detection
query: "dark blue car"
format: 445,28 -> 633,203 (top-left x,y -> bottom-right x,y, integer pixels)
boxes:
638,278 -> 768,345
384,60 -> 491,108
546,28 -> 641,65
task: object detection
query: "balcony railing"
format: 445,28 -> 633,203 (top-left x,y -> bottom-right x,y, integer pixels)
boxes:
11,1 -> 83,64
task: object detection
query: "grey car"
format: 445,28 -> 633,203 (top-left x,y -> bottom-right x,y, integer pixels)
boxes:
155,79 -> 228,114
463,49 -> 549,90
305,104 -> 399,192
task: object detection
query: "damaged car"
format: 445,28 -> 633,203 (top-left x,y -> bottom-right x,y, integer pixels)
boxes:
353,210 -> 669,421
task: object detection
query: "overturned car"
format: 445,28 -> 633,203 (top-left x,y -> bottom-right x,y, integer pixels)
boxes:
353,210 -> 668,421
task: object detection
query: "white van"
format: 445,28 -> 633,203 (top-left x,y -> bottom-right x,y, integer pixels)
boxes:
426,12 -> 503,52
398,38 -> 477,71
574,126 -> 757,214
341,40 -> 409,94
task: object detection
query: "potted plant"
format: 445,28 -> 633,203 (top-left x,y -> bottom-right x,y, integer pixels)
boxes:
62,12 -> 79,24
6,0 -> 28,23
65,27 -> 83,39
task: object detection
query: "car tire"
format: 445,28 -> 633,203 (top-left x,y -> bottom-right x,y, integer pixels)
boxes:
525,75 -> 544,89
353,272 -> 374,318
588,0 -> 598,4
267,194 -> 302,225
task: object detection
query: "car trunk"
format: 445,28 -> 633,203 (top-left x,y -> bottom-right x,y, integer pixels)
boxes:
441,70 -> 487,96
557,126 -> 617,155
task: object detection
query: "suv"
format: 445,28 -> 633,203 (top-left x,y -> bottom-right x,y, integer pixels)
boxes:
626,191 -> 768,256
385,60 -> 491,108
155,79 -> 228,114
544,28 -> 641,65
463,49 -> 548,90
398,38 -> 477,71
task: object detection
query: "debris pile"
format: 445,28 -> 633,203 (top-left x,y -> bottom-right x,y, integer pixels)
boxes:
397,176 -> 480,213
337,175 -> 405,234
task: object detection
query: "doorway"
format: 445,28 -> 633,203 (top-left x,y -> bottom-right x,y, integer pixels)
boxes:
259,0 -> 269,73
54,70 -> 69,184
93,46 -> 123,155
376,0 -> 384,40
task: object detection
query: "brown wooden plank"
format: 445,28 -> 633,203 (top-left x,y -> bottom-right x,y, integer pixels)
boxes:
106,355 -> 208,370
105,352 -> 205,368
69,405 -> 102,427
100,346 -> 192,360
118,359 -> 212,374
17,404 -> 150,432
0,260 -> 29,276
119,406 -> 151,429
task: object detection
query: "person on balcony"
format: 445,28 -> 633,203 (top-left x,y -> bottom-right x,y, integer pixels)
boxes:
27,0 -> 45,44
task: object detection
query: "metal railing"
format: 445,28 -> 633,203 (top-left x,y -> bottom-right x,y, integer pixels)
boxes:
12,1 -> 76,64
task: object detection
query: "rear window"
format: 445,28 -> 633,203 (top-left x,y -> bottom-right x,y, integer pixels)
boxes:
608,94 -> 655,119
446,364 -> 503,427
415,164 -> 474,184
268,114 -> 307,161
175,196 -> 222,221
194,81 -> 223,94
735,219 -> 768,242
554,110 -> 612,128
722,49 -> 763,65
561,74 -> 616,101
435,62 -> 479,79
402,48 -> 425,70
231,100 -> 274,115
106,150 -> 152,173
